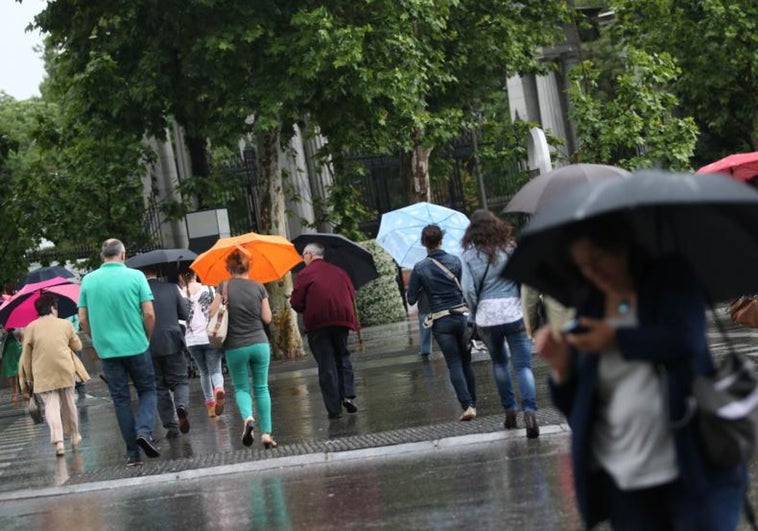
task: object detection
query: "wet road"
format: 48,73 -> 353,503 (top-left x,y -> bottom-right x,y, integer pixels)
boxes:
0,313 -> 756,530
0,433 -> 583,530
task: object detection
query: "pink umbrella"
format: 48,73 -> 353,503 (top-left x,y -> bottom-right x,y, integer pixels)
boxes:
696,151 -> 758,182
0,277 -> 80,329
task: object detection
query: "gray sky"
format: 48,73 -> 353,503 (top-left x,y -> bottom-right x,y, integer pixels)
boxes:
0,0 -> 47,100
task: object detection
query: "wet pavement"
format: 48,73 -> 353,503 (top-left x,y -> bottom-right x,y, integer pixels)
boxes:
0,310 -> 756,529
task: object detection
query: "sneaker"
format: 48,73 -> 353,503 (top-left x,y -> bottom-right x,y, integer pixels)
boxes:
126,456 -> 143,467
206,403 -> 217,418
459,406 -> 477,421
136,435 -> 160,458
524,412 -> 540,439
242,418 -> 255,447
342,398 -> 358,414
214,388 -> 225,416
177,407 -> 190,434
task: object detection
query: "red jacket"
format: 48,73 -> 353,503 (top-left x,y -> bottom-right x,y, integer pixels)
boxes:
290,259 -> 360,333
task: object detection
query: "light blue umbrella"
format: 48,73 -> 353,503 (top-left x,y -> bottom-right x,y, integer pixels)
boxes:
376,202 -> 470,268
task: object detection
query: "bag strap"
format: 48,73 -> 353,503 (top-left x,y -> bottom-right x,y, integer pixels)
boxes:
428,257 -> 464,293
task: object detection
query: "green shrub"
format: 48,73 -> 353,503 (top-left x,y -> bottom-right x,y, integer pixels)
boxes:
355,240 -> 407,327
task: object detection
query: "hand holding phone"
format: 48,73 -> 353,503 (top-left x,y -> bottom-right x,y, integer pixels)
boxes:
561,318 -> 589,335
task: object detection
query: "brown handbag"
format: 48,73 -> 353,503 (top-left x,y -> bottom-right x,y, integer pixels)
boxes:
728,295 -> 758,328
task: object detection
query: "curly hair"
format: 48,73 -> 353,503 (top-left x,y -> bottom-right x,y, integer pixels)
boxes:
461,209 -> 514,264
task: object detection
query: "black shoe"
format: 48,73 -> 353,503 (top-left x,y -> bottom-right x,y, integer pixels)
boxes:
421,352 -> 431,361
342,398 -> 358,414
136,435 -> 160,458
177,407 -> 190,434
328,412 -> 342,420
126,456 -> 143,467
242,419 -> 255,447
165,428 -> 180,440
524,412 -> 540,439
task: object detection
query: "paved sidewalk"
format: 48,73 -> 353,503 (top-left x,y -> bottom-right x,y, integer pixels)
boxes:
0,312 -> 755,502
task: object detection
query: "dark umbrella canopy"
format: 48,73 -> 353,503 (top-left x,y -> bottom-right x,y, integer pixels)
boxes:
15,266 -> 75,291
292,234 -> 379,289
504,170 -> 758,306
503,163 -> 630,214
125,248 -> 197,276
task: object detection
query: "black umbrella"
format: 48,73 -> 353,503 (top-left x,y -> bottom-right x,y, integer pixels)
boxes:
15,266 -> 75,291
503,163 -> 630,214
292,234 -> 379,289
125,248 -> 198,276
504,170 -> 758,306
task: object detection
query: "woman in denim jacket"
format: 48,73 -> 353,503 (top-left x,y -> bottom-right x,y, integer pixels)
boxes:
461,210 -> 539,438
407,224 -> 477,421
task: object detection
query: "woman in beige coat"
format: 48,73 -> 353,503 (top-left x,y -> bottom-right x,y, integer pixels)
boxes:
19,295 -> 89,457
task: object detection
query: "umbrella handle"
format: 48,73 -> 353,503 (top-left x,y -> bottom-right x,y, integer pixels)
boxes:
235,244 -> 253,257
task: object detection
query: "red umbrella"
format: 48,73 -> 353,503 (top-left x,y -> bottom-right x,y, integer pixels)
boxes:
696,151 -> 758,182
0,277 -> 80,328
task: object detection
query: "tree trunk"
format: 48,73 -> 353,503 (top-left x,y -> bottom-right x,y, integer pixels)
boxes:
404,145 -> 433,204
256,126 -> 305,360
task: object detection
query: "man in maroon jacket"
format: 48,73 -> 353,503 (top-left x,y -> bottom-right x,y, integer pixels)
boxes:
290,242 -> 360,419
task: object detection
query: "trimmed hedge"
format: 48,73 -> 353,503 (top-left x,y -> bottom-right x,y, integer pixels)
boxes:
355,240 -> 407,327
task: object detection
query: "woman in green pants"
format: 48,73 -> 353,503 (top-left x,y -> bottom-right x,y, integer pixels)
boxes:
209,250 -> 276,449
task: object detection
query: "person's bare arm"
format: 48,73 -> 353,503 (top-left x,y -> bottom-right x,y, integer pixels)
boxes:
78,308 -> 91,336
260,298 -> 272,324
141,301 -> 155,340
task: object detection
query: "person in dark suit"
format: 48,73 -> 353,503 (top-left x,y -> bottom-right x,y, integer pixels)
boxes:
142,267 -> 190,438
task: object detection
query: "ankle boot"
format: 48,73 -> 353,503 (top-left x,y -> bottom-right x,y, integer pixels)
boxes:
524,412 -> 540,439
504,410 -> 518,429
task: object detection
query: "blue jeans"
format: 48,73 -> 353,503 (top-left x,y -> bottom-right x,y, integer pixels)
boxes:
601,468 -> 745,531
432,314 -> 476,409
100,350 -> 158,459
188,344 -> 224,403
418,313 -> 433,355
478,319 -> 537,412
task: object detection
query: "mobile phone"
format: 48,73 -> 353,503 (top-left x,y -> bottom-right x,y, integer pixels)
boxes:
561,318 -> 588,335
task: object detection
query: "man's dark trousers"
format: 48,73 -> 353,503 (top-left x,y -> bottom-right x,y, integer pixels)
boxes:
307,326 -> 355,416
152,351 -> 189,431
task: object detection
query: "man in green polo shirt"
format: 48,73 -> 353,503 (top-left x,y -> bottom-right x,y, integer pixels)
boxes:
78,238 -> 159,466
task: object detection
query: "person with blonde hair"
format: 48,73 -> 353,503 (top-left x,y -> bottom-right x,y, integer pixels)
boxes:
19,295 -> 89,457
209,250 -> 275,448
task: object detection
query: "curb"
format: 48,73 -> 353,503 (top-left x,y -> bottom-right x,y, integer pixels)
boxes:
0,424 -> 570,502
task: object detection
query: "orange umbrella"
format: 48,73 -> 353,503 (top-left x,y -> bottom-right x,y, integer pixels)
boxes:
190,232 -> 303,286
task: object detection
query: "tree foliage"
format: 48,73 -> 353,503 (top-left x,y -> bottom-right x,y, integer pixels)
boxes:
609,0 -> 757,164
0,94 -> 60,285
567,48 -> 698,170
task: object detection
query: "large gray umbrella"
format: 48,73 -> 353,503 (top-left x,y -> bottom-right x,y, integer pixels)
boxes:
125,248 -> 197,276
503,163 -> 630,214
504,170 -> 758,306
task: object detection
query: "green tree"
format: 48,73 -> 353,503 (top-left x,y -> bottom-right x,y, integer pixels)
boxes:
0,94 -> 62,286
610,0 -> 757,164
567,48 -> 698,170
33,0 -> 569,355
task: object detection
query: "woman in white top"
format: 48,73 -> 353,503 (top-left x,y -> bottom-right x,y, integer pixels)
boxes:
180,271 -> 225,418
534,213 -> 746,530
461,210 -> 539,438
